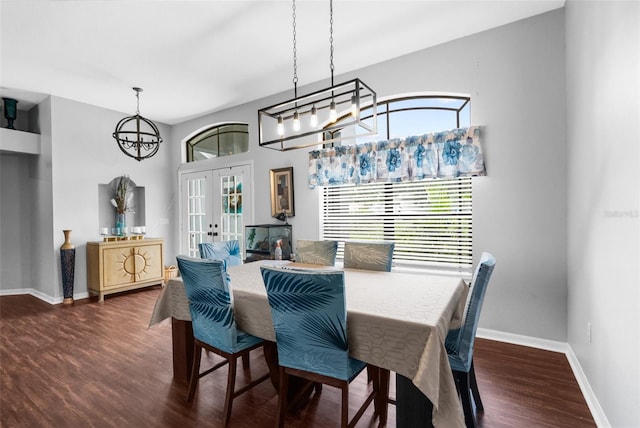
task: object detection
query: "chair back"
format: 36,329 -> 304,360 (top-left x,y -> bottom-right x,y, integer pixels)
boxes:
295,240 -> 338,266
176,255 -> 241,353
446,252 -> 496,372
260,265 -> 360,381
199,240 -> 242,267
343,241 -> 394,271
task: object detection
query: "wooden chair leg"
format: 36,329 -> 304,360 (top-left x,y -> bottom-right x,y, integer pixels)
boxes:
187,343 -> 202,402
469,361 -> 484,412
275,368 -> 288,428
371,367 -> 380,415
341,384 -> 349,428
242,353 -> 250,369
456,371 -> 476,428
221,356 -> 238,426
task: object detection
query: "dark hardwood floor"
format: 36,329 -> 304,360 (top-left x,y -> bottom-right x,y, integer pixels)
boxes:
0,288 -> 596,428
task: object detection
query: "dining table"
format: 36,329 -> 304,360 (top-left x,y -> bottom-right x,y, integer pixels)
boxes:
149,260 -> 469,428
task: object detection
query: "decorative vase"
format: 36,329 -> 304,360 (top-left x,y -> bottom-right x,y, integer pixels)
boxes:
60,230 -> 75,304
116,212 -> 126,235
2,98 -> 18,130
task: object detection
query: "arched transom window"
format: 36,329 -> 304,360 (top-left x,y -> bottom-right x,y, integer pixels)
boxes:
186,122 -> 249,162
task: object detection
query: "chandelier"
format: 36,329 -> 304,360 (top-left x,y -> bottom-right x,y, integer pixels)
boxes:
113,87 -> 162,161
258,0 -> 377,151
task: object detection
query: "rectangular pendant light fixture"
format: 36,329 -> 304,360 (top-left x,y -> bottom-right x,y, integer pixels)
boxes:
258,78 -> 377,151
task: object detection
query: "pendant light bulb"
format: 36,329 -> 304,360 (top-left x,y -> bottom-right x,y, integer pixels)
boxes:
277,115 -> 284,136
310,105 -> 318,127
293,110 -> 301,131
329,100 -> 337,122
350,94 -> 358,117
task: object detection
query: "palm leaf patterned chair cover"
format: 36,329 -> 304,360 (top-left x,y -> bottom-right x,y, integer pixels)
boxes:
343,241 -> 395,271
294,239 -> 338,266
198,240 -> 243,267
176,255 -> 268,426
260,265 -> 384,427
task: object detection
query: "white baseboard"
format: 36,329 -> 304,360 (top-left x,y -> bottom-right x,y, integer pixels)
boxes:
477,327 -> 570,353
564,346 -> 611,428
0,288 -> 90,305
477,328 -> 610,428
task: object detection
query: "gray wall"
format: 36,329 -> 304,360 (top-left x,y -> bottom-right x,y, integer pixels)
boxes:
173,10 -> 569,341
0,98 -> 55,299
30,98 -> 55,299
566,1 -> 640,427
0,96 -> 176,301
0,154 -> 35,291
48,96 -> 177,300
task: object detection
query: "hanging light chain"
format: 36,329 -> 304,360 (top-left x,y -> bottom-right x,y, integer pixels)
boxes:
329,0 -> 334,85
292,0 -> 298,97
134,87 -> 142,115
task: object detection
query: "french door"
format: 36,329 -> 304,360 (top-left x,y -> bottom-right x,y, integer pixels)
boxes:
180,164 -> 252,258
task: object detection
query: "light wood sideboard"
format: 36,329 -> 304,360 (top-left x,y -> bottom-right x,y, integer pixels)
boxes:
87,238 -> 164,302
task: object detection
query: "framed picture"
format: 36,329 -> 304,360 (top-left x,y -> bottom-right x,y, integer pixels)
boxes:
270,167 -> 295,218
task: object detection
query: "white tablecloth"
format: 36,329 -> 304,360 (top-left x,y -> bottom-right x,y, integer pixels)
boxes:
149,260 -> 468,427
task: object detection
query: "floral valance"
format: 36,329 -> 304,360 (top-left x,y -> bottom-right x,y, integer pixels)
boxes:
308,126 -> 485,188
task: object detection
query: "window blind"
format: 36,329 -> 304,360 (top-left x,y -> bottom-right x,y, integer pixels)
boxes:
321,178 -> 473,270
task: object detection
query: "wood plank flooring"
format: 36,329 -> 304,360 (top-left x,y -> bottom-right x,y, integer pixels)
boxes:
0,288 -> 596,427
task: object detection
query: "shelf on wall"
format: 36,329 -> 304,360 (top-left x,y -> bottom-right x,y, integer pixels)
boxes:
0,128 -> 41,155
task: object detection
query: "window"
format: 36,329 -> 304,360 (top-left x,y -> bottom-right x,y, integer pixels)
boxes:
320,95 -> 473,271
186,122 -> 248,162
321,178 -> 472,269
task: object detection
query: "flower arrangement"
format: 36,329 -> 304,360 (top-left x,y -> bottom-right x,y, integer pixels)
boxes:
111,175 -> 133,214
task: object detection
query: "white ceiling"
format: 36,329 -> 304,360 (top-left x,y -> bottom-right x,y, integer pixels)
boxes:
0,0 -> 564,125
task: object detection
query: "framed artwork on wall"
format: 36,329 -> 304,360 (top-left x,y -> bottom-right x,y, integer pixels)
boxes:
270,167 -> 295,218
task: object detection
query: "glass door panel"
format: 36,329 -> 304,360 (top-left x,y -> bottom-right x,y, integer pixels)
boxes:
181,171 -> 213,257
214,165 -> 251,257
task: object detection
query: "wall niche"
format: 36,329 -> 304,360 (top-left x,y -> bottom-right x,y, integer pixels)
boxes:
98,176 -> 146,235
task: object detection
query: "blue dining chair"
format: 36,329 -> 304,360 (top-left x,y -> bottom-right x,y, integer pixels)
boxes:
445,252 -> 496,428
198,241 -> 250,369
343,241 -> 395,271
260,265 -> 387,428
294,239 -> 338,266
199,240 -> 243,267
176,255 -> 269,427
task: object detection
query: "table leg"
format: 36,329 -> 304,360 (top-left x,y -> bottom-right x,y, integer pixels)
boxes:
171,318 -> 194,384
262,341 -> 280,389
377,368 -> 390,424
396,374 -> 434,428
